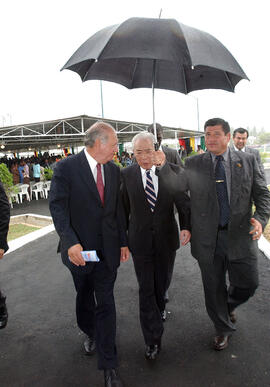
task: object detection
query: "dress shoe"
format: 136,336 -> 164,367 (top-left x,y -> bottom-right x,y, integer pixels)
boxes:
0,298 -> 8,329
104,369 -> 124,387
214,335 -> 230,351
229,310 -> 237,323
84,336 -> 96,356
164,290 -> 169,303
161,310 -> 167,322
145,344 -> 161,360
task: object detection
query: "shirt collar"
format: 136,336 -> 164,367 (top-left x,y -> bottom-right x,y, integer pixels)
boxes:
233,144 -> 245,152
84,148 -> 99,171
140,165 -> 156,175
210,147 -> 230,162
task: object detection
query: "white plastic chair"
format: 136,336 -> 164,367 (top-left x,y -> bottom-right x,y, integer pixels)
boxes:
18,184 -> 30,203
43,181 -> 51,199
31,182 -> 44,200
9,191 -> 20,208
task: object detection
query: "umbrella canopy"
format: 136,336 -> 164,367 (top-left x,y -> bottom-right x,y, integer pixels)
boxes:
62,17 -> 249,94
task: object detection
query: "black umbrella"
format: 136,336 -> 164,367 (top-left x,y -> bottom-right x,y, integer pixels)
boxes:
62,17 -> 248,136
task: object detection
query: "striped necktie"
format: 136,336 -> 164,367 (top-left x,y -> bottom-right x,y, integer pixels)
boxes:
145,169 -> 156,212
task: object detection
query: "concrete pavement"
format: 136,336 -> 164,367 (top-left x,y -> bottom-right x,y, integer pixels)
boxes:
0,199 -> 269,386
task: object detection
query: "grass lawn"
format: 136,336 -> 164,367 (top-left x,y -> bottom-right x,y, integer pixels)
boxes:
8,223 -> 41,241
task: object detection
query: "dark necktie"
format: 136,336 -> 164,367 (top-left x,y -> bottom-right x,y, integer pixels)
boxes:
145,170 -> 156,212
96,163 -> 104,205
215,155 -> 230,227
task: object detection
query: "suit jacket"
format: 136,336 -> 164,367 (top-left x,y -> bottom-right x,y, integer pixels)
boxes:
184,150 -> 270,264
49,150 -> 127,273
230,145 -> 265,178
161,145 -> 183,166
0,181 -> 10,252
120,163 -> 190,256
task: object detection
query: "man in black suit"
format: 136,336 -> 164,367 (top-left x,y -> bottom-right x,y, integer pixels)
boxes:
178,145 -> 187,160
147,123 -> 183,303
183,118 -> 270,350
49,122 -> 129,387
231,127 -> 265,178
121,132 -> 190,360
0,180 -> 10,329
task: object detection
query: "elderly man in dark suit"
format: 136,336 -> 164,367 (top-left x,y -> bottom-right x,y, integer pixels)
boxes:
49,122 -> 129,387
0,180 -> 10,329
121,132 -> 190,360
147,123 -> 183,303
182,118 -> 270,351
231,127 -> 265,178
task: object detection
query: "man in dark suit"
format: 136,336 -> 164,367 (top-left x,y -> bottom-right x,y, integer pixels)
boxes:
121,132 -> 190,360
49,122 -> 129,387
183,118 -> 270,351
148,123 -> 183,166
0,180 -> 10,329
231,127 -> 265,178
178,145 -> 187,160
147,123 -> 183,303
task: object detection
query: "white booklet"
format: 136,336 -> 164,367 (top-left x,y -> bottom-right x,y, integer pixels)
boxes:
80,250 -> 100,262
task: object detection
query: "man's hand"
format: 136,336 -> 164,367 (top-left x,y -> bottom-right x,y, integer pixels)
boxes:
120,246 -> 129,262
180,230 -> 191,246
249,218 -> 263,240
153,150 -> 166,167
68,243 -> 85,266
0,249 -> 5,259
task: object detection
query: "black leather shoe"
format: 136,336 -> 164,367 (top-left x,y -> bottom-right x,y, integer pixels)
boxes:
145,344 -> 161,360
0,298 -> 8,329
104,369 -> 124,387
214,335 -> 230,351
161,310 -> 167,322
164,290 -> 169,303
84,336 -> 96,356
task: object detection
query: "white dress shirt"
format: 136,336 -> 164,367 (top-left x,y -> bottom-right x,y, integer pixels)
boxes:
84,148 -> 105,184
140,166 -> 158,195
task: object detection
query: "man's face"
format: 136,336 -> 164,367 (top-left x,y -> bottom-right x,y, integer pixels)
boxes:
205,125 -> 230,155
98,130 -> 118,164
233,132 -> 248,150
134,138 -> 155,170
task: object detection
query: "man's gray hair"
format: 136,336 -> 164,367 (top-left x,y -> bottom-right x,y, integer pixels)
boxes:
132,132 -> 155,150
84,121 -> 115,148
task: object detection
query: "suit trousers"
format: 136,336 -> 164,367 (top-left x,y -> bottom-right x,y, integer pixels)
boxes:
198,229 -> 259,335
132,250 -> 176,346
70,260 -> 117,370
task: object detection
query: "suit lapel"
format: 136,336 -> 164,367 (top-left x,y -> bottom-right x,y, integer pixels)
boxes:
230,149 -> 243,206
104,163 -> 112,207
202,152 -> 214,176
78,150 -> 102,204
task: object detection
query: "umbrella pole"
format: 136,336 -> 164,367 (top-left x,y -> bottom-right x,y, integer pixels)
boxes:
152,60 -> 157,141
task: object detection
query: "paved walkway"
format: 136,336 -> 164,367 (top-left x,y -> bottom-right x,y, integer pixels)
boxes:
0,199 -> 269,386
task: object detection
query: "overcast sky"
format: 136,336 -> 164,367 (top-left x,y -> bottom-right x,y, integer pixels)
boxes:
0,0 -> 269,132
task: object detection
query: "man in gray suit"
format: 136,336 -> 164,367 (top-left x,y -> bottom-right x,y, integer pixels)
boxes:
147,123 -> 183,303
160,118 -> 270,350
181,118 -> 270,351
231,127 -> 265,178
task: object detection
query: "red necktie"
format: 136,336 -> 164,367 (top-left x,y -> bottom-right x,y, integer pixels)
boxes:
96,163 -> 104,205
